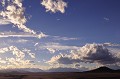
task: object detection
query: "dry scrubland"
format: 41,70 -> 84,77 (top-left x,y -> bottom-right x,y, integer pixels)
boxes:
0,72 -> 120,79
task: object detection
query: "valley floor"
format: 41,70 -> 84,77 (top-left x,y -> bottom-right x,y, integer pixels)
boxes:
0,72 -> 120,79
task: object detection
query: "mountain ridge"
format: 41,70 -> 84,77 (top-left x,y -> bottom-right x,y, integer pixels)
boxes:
0,66 -> 120,73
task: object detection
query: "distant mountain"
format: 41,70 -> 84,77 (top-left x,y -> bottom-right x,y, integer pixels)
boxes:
0,68 -> 44,73
47,67 -> 80,72
0,66 -> 120,73
85,66 -> 120,73
21,68 -> 44,72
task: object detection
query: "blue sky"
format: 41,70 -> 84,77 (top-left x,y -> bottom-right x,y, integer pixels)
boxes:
26,0 -> 120,44
0,0 -> 120,71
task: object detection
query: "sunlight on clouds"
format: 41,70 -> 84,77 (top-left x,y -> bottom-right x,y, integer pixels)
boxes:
0,59 -> 35,69
6,57 -> 33,66
39,42 -> 80,51
22,48 -> 35,58
47,48 -> 56,54
0,0 -> 119,71
0,58 -> 7,64
0,0 -> 46,39
103,42 -> 120,47
1,0 -> 5,7
0,0 -> 27,31
41,0 -> 67,13
0,46 -> 25,59
0,31 -> 47,38
0,46 -> 36,69
0,46 -> 36,59
47,43 -> 120,69
0,18 -> 10,25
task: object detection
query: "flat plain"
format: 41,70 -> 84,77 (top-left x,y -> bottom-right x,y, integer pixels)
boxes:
0,72 -> 120,79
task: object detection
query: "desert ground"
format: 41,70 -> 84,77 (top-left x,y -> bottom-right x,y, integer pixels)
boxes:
0,72 -> 120,79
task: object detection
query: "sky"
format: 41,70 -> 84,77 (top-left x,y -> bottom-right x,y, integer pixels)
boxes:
0,0 -> 120,71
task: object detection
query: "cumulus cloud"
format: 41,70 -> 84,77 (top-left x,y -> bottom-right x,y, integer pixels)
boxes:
41,0 -> 67,13
22,48 -> 35,58
0,46 -> 25,59
6,58 -> 30,66
48,43 -> 120,66
0,58 -> 7,64
0,0 -> 27,31
48,53 -> 81,64
0,0 -> 46,39
0,46 -> 35,69
0,46 -> 36,59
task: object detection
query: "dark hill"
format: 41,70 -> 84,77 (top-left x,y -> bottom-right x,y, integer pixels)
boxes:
85,66 -> 120,73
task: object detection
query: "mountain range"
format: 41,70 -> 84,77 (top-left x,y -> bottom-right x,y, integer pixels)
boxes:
0,66 -> 120,73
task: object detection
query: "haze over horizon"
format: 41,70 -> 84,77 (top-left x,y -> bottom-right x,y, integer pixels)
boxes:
0,0 -> 120,72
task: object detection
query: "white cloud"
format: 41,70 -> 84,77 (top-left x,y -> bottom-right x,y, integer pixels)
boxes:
48,43 -> 120,66
7,39 -> 29,44
1,0 -> 5,7
34,43 -> 39,46
41,0 -> 67,13
0,45 -> 36,69
0,31 -> 47,38
0,18 -> 10,25
0,46 -> 36,59
104,17 -> 110,21
52,36 -> 79,41
0,0 -> 27,31
15,39 -> 29,43
0,0 -> 46,39
103,42 -> 120,47
39,42 -> 80,52
0,58 -> 7,64
0,46 -> 25,59
22,48 -> 35,58
47,53 -> 80,65
6,57 -> 33,66
47,48 -> 56,54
